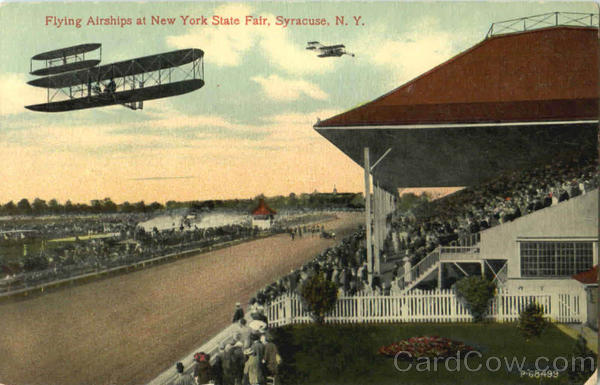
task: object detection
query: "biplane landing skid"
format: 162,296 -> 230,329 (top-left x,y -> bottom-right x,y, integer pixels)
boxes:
25,79 -> 204,112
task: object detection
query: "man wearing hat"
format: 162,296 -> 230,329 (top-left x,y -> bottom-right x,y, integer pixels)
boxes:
173,362 -> 195,385
232,302 -> 244,323
262,334 -> 281,385
243,346 -> 264,385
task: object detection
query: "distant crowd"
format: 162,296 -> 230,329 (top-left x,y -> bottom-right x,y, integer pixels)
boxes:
0,221 -> 259,293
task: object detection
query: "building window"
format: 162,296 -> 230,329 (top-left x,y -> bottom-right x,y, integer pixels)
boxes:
520,241 -> 593,277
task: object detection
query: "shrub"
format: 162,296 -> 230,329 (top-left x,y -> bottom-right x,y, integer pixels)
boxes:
299,272 -> 338,324
517,302 -> 547,339
455,276 -> 496,322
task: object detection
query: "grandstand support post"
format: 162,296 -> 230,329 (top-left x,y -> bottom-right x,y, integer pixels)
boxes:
364,147 -> 373,284
437,263 -> 442,289
373,181 -> 381,275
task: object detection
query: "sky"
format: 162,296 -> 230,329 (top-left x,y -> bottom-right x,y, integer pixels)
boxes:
0,1 -> 596,204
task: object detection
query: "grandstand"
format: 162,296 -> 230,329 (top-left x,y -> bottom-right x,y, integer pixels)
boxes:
314,13 -> 599,294
145,13 -> 600,385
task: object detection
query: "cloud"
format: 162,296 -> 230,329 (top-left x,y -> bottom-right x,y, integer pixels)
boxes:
251,75 -> 328,101
0,73 -> 46,115
356,17 -> 459,84
166,3 -> 335,75
258,29 -> 335,75
167,4 -> 255,67
129,176 -> 196,181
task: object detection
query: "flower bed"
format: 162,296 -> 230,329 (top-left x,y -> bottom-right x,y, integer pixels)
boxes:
378,336 -> 477,359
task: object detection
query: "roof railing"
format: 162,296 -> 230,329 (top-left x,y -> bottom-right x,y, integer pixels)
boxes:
486,11 -> 599,38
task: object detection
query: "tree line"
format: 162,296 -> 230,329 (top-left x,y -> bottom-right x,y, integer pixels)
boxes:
0,192 -> 365,216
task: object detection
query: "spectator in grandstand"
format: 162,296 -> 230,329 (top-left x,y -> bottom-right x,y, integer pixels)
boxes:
173,362 -> 195,385
232,302 -> 244,323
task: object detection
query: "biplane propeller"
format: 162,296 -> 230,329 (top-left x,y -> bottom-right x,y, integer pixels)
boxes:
306,41 -> 355,58
26,44 -> 205,112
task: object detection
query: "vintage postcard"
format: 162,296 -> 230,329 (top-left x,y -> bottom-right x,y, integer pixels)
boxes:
0,1 -> 598,385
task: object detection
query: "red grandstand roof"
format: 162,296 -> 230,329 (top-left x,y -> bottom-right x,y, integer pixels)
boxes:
252,199 -> 276,216
316,26 -> 598,127
572,265 -> 598,285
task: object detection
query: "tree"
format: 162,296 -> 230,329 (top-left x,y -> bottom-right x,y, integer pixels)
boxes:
2,201 -> 17,215
102,197 -> 117,213
64,200 -> 74,214
90,199 -> 103,213
517,302 -> 547,339
299,272 -> 339,324
133,201 -> 146,212
148,202 -> 164,212
455,276 -> 496,322
119,201 -> 134,213
16,198 -> 32,215
32,198 -> 48,215
48,199 -> 60,214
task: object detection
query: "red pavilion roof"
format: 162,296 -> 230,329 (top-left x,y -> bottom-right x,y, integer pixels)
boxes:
252,198 -> 276,216
572,265 -> 598,285
316,26 -> 598,127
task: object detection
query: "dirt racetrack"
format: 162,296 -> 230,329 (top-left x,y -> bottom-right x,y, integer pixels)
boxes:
0,213 -> 362,385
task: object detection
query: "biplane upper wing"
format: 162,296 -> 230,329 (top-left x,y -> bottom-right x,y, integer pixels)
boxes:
306,41 -> 324,50
32,43 -> 101,61
31,60 -> 101,76
29,48 -> 204,88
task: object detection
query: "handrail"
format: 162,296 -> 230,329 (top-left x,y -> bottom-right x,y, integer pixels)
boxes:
439,246 -> 480,254
486,12 -> 598,38
396,246 -> 440,289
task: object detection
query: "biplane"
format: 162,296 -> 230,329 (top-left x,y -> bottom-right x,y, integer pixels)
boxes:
26,44 -> 205,112
306,41 -> 355,58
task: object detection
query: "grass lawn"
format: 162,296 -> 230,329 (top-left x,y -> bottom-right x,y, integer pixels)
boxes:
270,323 -> 596,385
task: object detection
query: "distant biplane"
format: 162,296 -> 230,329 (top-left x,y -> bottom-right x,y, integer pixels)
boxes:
26,43 -> 204,112
306,41 -> 355,58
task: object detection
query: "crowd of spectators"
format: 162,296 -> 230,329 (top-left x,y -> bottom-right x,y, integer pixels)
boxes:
252,153 -> 600,303
248,227 -> 395,305
1,211 -> 341,293
390,153 -> 599,268
0,213 -> 145,242
172,304 -> 281,385
0,220 -> 261,293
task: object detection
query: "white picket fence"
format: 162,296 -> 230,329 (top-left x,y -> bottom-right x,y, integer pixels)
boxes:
266,288 -> 586,327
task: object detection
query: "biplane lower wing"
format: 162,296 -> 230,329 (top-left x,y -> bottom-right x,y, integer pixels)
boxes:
31,59 -> 101,76
25,79 -> 204,112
